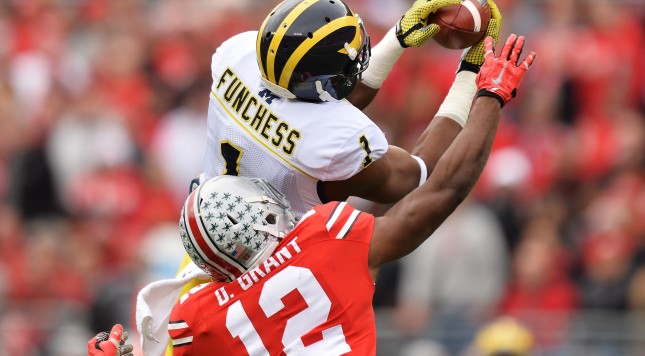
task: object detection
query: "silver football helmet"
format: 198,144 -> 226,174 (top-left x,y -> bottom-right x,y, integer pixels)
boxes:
179,176 -> 296,282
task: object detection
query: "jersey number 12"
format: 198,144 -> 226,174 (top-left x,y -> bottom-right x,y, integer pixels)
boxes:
225,266 -> 351,355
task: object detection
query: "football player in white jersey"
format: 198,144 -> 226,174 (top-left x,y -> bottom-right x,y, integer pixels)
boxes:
202,0 -> 503,218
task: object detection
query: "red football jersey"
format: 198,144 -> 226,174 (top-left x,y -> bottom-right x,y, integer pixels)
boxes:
168,202 -> 376,355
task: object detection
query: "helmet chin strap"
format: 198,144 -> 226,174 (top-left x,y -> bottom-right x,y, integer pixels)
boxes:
246,195 -> 279,204
315,80 -> 340,102
253,224 -> 288,238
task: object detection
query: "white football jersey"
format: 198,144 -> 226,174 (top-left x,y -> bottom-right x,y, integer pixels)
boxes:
203,31 -> 388,217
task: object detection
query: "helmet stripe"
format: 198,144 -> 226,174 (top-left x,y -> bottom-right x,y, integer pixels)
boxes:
183,199 -> 233,279
338,19 -> 362,57
185,188 -> 244,279
256,2 -> 282,79
278,15 -> 359,88
266,0 -> 320,84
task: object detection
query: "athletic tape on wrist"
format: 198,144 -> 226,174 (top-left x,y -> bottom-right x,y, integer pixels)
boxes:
361,27 -> 405,89
436,71 -> 477,127
411,155 -> 428,186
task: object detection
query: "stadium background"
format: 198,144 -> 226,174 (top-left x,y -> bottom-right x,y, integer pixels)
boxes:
0,0 -> 644,354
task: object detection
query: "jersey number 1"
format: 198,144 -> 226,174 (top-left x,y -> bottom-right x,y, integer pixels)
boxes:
359,135 -> 373,168
220,141 -> 242,176
225,266 -> 351,355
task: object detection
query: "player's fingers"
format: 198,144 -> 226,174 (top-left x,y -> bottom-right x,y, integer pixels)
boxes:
109,324 -> 123,340
487,0 -> 502,21
109,324 -> 123,339
120,344 -> 134,355
122,331 -> 129,343
434,0 -> 462,8
87,335 -> 98,350
509,35 -> 525,65
108,324 -> 123,348
423,24 -> 441,38
500,33 -> 516,61
422,0 -> 459,16
521,51 -> 537,70
486,19 -> 501,41
484,36 -> 495,58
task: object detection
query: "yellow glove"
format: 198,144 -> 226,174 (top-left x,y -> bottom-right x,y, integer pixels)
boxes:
396,0 -> 462,48
459,0 -> 502,72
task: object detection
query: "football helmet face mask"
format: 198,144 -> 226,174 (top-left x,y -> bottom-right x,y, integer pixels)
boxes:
179,176 -> 296,282
257,0 -> 370,102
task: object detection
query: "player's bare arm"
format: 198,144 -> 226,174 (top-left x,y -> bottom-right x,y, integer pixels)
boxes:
324,0 -> 503,204
323,117 -> 463,203
367,34 -> 536,278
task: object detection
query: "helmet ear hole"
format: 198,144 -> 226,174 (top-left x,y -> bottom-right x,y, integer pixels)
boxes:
265,213 -> 277,225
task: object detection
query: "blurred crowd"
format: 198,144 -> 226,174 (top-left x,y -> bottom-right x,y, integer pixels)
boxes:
0,0 -> 644,355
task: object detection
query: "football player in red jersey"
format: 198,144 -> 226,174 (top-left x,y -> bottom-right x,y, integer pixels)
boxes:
91,34 -> 534,355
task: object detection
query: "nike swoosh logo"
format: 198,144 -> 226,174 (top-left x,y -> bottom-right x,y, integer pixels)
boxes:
491,67 -> 506,85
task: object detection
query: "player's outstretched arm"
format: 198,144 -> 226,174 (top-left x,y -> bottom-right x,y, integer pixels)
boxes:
408,0 -> 502,179
347,0 -> 461,109
367,34 -> 536,275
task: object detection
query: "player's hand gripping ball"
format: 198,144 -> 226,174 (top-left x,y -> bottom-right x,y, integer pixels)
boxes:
428,0 -> 491,49
460,0 -> 502,72
396,0 -> 463,48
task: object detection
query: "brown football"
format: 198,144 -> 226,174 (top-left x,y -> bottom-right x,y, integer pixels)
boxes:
428,0 -> 491,49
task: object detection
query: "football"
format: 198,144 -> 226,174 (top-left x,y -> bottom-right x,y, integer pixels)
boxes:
428,0 -> 491,49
